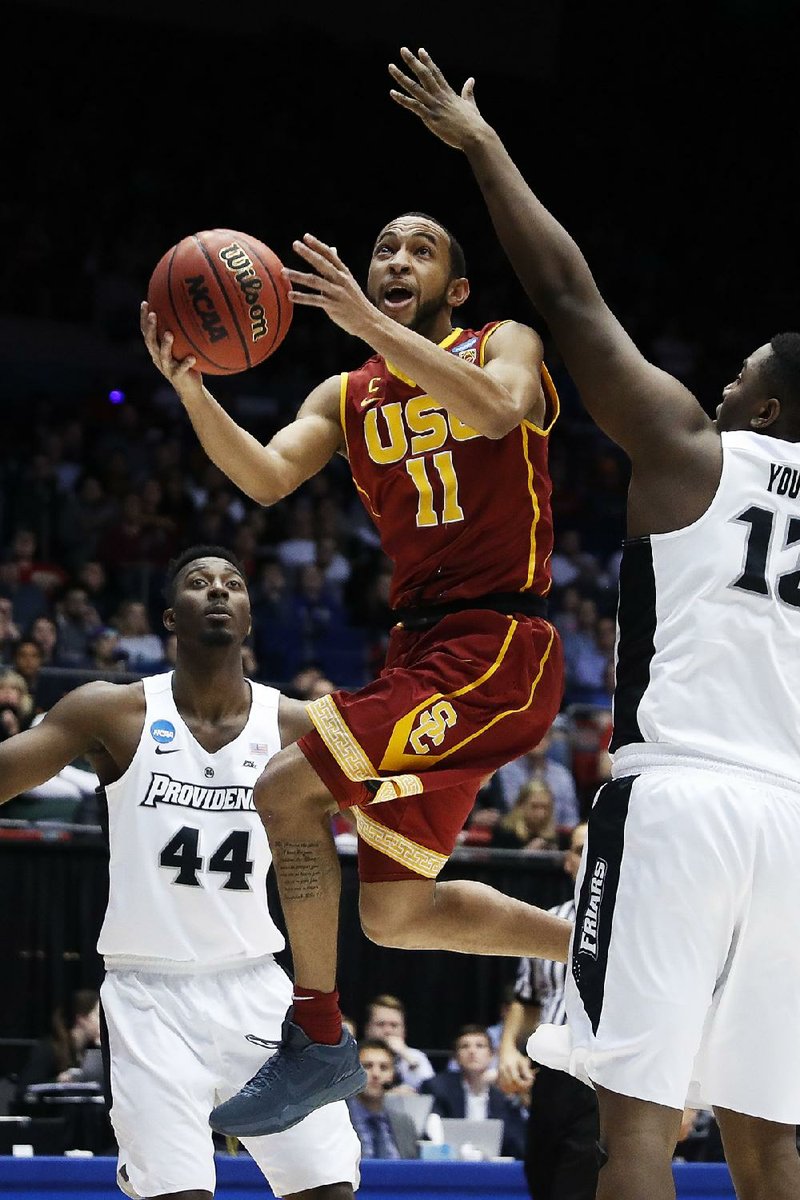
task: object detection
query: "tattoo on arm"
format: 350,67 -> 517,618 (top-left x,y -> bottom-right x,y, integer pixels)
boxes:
273,841 -> 325,901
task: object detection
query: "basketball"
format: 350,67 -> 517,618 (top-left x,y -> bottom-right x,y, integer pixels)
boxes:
146,229 -> 293,375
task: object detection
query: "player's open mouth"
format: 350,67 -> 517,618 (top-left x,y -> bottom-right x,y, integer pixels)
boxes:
382,286 -> 415,311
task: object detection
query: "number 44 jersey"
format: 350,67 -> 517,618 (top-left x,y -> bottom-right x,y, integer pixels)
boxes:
98,672 -> 285,971
611,431 -> 800,783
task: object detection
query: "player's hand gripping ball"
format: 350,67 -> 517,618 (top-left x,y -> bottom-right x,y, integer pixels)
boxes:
146,229 -> 293,374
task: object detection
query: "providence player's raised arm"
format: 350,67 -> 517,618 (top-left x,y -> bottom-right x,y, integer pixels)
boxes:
141,303 -> 344,507
390,49 -> 723,531
0,682 -> 131,803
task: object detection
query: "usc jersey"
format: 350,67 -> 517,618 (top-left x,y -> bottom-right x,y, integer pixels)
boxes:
340,322 -> 559,609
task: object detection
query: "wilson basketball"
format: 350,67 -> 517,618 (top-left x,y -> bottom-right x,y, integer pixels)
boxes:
146,229 -> 293,374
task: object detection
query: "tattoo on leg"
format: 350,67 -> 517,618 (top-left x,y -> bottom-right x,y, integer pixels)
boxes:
273,841 -> 325,901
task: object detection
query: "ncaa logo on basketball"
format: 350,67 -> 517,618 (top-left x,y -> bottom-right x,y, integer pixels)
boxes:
578,858 -> 608,959
150,720 -> 176,745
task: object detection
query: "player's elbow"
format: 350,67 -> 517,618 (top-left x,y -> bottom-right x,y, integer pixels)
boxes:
245,480 -> 291,507
482,398 -> 529,440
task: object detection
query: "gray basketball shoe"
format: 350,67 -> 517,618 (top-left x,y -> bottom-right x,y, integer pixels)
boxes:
209,1013 -> 367,1137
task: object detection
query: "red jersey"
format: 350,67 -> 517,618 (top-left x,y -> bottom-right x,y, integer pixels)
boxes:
341,321 -> 559,610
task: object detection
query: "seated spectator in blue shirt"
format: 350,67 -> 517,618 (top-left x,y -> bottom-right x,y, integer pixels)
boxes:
494,729 -> 579,831
362,994 -> 435,1091
346,1040 -> 418,1160
421,1025 -> 527,1159
112,600 -> 165,670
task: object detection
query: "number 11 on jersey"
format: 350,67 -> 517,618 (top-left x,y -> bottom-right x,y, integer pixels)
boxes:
406,451 -> 464,527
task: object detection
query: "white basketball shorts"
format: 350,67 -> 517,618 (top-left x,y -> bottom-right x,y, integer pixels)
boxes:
101,955 -> 360,1197
530,758 -> 800,1122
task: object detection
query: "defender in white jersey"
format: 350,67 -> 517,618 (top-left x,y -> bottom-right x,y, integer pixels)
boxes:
0,546 -> 360,1200
394,49 -> 800,1200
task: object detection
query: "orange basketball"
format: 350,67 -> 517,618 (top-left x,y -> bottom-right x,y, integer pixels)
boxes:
146,229 -> 293,375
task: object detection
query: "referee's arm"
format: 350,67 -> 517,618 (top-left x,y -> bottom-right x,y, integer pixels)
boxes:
498,997 -> 538,1095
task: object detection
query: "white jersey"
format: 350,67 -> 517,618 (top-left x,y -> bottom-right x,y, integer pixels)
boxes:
611,431 -> 800,782
98,672 -> 285,971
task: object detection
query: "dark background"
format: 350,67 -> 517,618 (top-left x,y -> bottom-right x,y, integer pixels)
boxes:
2,0 -> 798,405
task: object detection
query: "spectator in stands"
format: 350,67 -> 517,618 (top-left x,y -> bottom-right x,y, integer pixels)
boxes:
0,703 -> 21,740
158,466 -> 198,546
421,1025 -> 526,1159
494,730 -> 580,831
250,558 -> 297,682
491,780 -> 559,851
0,561 -> 48,642
564,614 -> 616,707
11,639 -> 46,714
57,474 -> 118,568
54,584 -> 99,666
76,560 -> 117,624
13,989 -> 113,1157
549,529 -> 586,590
550,585 -> 582,639
0,596 -> 20,662
6,527 -> 67,595
28,615 -> 59,665
346,1039 -> 419,1159
140,476 -> 179,558
0,667 -> 34,729
363,995 -> 435,1091
88,626 -> 129,674
112,599 -> 165,670
15,989 -> 103,1098
316,534 -> 352,593
561,597 -> 618,705
288,563 -> 346,668
276,503 -> 318,572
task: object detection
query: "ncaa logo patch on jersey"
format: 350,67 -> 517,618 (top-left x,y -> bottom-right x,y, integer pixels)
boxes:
451,336 -> 478,364
150,719 -> 176,745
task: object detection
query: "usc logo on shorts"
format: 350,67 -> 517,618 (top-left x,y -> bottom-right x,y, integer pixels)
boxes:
408,701 -> 458,754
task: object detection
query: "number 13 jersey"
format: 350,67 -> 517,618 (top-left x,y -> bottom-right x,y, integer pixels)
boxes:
611,431 -> 800,783
98,672 -> 285,971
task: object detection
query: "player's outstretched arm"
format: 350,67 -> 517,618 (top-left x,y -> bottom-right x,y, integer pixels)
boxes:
0,684 -> 113,804
284,237 -> 542,438
141,302 -> 343,505
390,49 -> 714,470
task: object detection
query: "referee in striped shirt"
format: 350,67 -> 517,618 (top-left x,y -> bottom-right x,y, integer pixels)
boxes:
499,822 -> 599,1200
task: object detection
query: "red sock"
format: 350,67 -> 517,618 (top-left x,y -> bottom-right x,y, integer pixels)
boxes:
291,986 -> 342,1045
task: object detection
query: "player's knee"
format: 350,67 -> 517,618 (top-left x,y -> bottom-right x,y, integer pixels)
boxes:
359,889 -> 419,948
253,746 -> 322,824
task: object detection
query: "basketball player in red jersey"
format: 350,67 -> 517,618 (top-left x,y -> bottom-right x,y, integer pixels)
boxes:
141,211 -> 570,1137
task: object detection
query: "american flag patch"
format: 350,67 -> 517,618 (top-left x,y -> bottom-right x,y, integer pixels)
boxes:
249,743 -> 270,755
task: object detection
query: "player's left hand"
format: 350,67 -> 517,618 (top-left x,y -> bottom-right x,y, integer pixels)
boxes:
283,235 -> 377,339
388,47 -> 487,151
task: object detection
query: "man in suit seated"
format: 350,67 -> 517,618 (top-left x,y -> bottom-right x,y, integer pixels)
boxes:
346,1039 -> 419,1159
421,1024 -> 526,1159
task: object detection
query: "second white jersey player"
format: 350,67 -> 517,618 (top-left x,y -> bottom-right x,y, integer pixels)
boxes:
99,671 -> 284,969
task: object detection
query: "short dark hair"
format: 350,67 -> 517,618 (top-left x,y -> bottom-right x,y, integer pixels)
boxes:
164,545 -> 245,604
393,211 -> 466,280
453,1023 -> 491,1051
764,333 -> 800,429
358,1037 -> 396,1060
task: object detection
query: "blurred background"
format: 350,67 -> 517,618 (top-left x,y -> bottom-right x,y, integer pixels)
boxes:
0,0 -> 795,1162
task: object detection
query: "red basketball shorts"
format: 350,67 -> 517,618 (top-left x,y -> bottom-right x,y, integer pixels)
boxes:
298,610 -> 564,882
